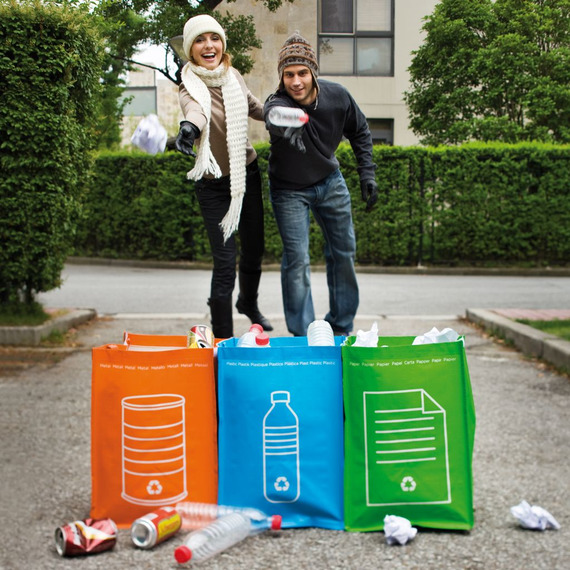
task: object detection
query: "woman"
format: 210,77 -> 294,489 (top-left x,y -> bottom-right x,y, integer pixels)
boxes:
176,14 -> 272,337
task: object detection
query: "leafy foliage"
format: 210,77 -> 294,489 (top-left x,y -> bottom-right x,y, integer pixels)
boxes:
74,144 -> 570,267
0,0 -> 104,305
53,1 -> 293,147
405,0 -> 570,145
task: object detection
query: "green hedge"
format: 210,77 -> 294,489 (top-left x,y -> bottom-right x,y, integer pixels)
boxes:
0,1 -> 103,304
73,143 -> 570,267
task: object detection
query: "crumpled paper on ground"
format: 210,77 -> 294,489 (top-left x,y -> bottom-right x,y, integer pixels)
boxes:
510,500 -> 560,530
383,515 -> 418,545
131,114 -> 167,155
412,326 -> 459,345
352,321 -> 379,347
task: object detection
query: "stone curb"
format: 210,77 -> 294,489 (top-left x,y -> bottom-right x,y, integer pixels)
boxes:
0,309 -> 97,347
67,256 -> 570,277
465,308 -> 570,373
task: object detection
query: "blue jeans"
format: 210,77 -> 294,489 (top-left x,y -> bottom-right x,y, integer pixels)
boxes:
270,169 -> 359,336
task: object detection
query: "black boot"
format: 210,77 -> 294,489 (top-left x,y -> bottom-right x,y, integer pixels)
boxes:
208,296 -> 233,338
235,270 -> 273,331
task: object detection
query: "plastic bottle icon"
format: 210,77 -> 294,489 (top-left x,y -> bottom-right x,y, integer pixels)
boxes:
267,106 -> 309,128
173,511 -> 281,565
263,391 -> 300,503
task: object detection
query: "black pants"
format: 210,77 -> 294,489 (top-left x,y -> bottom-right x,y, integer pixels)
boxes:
195,159 -> 265,299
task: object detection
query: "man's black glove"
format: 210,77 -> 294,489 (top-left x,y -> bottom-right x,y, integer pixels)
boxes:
175,121 -> 200,157
284,126 -> 306,153
360,179 -> 379,212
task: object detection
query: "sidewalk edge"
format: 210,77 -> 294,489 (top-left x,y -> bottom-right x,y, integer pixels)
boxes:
465,308 -> 570,373
0,309 -> 97,347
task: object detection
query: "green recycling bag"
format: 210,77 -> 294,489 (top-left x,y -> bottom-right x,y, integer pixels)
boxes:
342,336 -> 475,531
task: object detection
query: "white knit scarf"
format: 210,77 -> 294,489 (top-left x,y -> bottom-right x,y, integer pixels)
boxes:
181,61 -> 249,242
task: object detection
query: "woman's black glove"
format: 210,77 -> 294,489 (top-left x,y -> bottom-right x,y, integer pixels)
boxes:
360,179 -> 379,212
175,121 -> 200,157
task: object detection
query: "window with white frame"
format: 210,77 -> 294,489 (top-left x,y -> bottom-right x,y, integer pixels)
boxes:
318,0 -> 393,76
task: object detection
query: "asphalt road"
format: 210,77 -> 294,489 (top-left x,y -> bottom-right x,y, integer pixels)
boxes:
37,263 -> 570,319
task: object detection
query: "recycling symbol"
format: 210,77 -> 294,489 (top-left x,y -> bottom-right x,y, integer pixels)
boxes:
146,479 -> 163,495
274,476 -> 290,492
400,476 -> 416,492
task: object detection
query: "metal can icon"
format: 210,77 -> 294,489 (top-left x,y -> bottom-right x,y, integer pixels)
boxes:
131,506 -> 182,549
121,394 -> 188,506
54,518 -> 117,556
188,324 -> 215,348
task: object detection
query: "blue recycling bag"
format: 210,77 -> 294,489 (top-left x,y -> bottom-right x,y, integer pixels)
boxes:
216,336 -> 344,529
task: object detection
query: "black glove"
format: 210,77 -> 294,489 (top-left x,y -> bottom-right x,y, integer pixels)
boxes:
284,126 -> 306,153
360,179 -> 379,212
175,121 -> 200,157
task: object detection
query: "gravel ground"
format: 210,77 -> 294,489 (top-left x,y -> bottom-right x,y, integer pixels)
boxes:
1,315 -> 568,570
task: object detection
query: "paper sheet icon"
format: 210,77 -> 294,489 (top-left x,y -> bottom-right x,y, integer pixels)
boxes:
363,390 -> 451,506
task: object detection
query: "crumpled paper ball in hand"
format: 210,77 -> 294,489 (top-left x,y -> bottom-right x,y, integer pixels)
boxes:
383,515 -> 418,545
510,500 -> 560,531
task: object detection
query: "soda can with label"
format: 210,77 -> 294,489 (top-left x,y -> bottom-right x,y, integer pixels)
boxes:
54,518 -> 117,556
187,324 -> 215,348
131,506 -> 182,549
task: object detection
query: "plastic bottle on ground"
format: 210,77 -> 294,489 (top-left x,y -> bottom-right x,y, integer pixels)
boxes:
175,501 -> 280,530
173,512 -> 281,565
307,320 -> 335,346
267,106 -> 309,128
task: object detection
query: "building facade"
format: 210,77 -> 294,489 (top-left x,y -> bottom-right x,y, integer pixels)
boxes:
122,0 -> 438,147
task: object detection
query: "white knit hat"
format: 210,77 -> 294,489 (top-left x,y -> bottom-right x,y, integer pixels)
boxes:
183,15 -> 227,61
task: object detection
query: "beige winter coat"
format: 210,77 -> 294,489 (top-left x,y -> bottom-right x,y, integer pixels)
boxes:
179,68 -> 263,178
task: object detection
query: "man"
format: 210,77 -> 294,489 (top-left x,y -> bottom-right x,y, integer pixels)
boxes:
264,31 -> 378,337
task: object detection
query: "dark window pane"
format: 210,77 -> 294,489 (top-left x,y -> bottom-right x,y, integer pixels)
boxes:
321,0 -> 353,33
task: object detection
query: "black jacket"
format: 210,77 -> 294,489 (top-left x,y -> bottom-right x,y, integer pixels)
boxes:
264,79 -> 376,190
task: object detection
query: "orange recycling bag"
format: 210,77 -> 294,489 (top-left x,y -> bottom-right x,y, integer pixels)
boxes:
91,333 -> 217,527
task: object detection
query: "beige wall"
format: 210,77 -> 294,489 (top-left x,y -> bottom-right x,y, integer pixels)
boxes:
225,0 -> 319,143
121,66 -> 185,147
224,0 -> 438,145
122,0 -> 438,147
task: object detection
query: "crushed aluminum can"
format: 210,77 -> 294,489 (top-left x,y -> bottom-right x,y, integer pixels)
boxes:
187,324 -> 215,348
131,506 -> 182,549
54,517 -> 117,556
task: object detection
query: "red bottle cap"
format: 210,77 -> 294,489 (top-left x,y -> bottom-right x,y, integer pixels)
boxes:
174,545 -> 192,563
271,515 -> 282,530
255,332 -> 270,346
250,323 -> 264,334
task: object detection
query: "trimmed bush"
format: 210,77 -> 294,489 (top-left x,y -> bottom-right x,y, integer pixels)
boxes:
0,1 -> 103,304
73,143 -> 570,267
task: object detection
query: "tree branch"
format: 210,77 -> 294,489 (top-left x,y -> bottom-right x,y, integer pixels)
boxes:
112,55 -> 179,85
